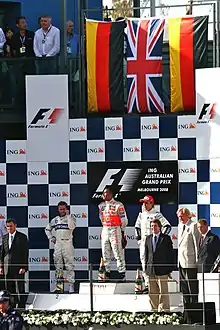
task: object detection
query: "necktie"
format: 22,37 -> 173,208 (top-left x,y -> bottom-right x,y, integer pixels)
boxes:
153,235 -> 157,251
9,235 -> 13,249
200,236 -> 204,247
182,225 -> 186,236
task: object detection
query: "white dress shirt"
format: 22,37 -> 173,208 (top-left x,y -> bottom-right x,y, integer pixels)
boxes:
9,231 -> 16,249
34,25 -> 60,57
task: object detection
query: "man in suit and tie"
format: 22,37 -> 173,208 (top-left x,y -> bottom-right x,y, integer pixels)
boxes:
197,219 -> 220,273
0,218 -> 28,308
145,219 -> 174,312
177,207 -> 200,306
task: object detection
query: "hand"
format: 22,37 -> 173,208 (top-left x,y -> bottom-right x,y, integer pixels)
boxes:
19,268 -> 25,275
51,237 -> 56,244
0,268 -> 3,275
121,232 -> 127,249
66,209 -> 69,216
6,45 -> 10,53
137,240 -> 141,246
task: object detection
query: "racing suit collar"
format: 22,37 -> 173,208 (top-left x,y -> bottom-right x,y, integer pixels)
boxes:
105,198 -> 114,204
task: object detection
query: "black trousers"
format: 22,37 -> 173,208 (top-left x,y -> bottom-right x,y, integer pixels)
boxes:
5,272 -> 26,308
179,265 -> 198,305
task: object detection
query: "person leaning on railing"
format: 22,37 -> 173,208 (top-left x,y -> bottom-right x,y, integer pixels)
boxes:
33,15 -> 60,75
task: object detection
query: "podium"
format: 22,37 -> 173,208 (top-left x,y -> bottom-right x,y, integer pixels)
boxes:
27,280 -> 183,311
198,273 -> 220,322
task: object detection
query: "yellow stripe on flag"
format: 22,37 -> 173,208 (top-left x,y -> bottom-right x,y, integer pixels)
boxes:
86,21 -> 98,112
168,18 -> 183,112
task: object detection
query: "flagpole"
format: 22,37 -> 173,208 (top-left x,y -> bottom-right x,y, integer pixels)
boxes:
150,0 -> 156,17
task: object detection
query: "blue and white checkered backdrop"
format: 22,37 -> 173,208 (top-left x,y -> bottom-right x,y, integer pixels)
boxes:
0,115 -> 219,292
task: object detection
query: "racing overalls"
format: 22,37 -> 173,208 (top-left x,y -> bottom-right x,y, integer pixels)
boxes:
45,215 -> 76,283
98,199 -> 128,273
135,207 -> 171,285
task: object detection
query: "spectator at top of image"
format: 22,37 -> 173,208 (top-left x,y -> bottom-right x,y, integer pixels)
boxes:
4,28 -> 14,57
66,20 -> 79,57
34,15 -> 60,57
11,16 -> 35,57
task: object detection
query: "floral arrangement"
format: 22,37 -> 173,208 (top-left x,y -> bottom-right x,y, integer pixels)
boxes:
22,310 -> 183,326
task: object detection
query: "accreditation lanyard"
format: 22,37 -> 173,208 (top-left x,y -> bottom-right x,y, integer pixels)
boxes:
20,35 -> 25,45
42,25 -> 52,44
20,35 -> 26,54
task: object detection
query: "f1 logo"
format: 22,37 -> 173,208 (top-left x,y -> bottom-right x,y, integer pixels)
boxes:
30,108 -> 64,125
95,168 -> 141,193
198,103 -> 216,120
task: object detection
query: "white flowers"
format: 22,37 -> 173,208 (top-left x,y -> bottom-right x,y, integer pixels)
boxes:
21,311 -> 182,326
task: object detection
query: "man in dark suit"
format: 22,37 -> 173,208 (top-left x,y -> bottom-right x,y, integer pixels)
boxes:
197,219 -> 220,273
145,219 -> 174,312
0,219 -> 28,308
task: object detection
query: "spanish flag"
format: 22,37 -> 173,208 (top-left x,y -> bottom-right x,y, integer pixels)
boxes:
86,19 -> 125,113
167,16 -> 208,113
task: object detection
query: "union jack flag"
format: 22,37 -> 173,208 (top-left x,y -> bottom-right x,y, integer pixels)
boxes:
126,19 -> 165,113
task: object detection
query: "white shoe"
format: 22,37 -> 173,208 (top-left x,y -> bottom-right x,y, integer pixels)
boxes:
69,284 -> 75,293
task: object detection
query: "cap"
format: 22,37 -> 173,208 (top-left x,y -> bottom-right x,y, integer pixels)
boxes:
139,195 -> 154,204
0,290 -> 10,302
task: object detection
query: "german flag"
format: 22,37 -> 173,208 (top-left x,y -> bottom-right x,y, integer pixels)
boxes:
86,19 -> 125,113
167,16 -> 208,113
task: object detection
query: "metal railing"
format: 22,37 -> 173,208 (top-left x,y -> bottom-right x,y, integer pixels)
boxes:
2,262 -> 218,325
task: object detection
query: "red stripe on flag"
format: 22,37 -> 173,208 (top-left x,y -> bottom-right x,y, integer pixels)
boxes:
180,17 -> 195,111
96,22 -> 111,112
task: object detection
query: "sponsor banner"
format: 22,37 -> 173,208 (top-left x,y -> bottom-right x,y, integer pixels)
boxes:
29,249 -> 50,271
178,160 -> 197,182
74,249 -> 89,271
19,228 -> 29,237
196,68 -> 220,159
123,139 -> 141,161
125,227 -> 138,249
26,75 -> 69,162
69,162 -> 87,184
88,227 -> 138,249
0,164 -> 6,185
0,207 -> 6,221
49,184 -> 70,206
88,227 -> 101,249
159,138 -> 178,161
88,161 -> 178,204
87,140 -> 105,162
7,185 -> 28,207
210,159 -> 220,182
69,118 -> 87,141
210,204 -> 220,227
197,182 -> 210,205
6,140 -> 26,163
177,115 -> 197,138
28,206 -> 49,228
178,204 -> 197,221
27,162 -> 48,184
70,205 -> 88,227
141,117 -> 159,139
104,118 -> 123,140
